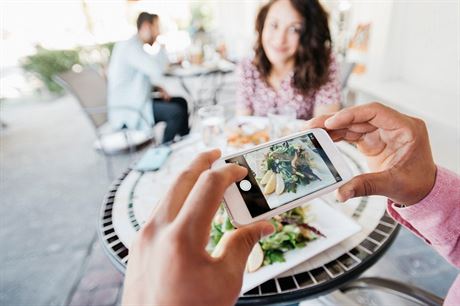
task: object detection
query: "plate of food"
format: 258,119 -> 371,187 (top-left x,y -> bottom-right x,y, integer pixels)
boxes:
208,198 -> 361,294
226,117 -> 270,148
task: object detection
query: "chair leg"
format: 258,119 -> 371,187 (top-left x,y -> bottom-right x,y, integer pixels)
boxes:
122,130 -> 135,160
97,134 -> 115,180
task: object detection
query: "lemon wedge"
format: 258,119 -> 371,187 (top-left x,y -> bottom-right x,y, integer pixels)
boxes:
275,173 -> 285,195
263,172 -> 276,194
260,170 -> 273,185
211,230 -> 234,258
246,243 -> 264,273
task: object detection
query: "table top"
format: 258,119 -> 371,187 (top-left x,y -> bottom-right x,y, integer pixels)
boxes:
98,128 -> 399,305
164,59 -> 235,78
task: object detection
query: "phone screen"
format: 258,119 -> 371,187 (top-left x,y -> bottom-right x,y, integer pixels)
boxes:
225,133 -> 342,218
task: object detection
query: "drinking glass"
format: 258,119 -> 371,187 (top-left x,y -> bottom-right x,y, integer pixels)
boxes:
267,106 -> 297,140
198,105 -> 225,147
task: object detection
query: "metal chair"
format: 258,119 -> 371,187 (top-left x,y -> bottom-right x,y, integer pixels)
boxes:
340,277 -> 444,306
54,67 -> 155,178
339,61 -> 356,108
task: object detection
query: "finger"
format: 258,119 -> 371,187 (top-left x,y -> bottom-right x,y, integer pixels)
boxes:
150,149 -> 221,224
221,221 -> 274,272
336,171 -> 392,202
174,163 -> 248,241
328,129 -> 363,142
325,102 -> 407,131
343,130 -> 363,142
347,123 -> 377,134
303,113 -> 335,130
304,114 -> 349,143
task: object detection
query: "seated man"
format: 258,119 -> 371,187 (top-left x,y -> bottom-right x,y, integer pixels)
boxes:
107,12 -> 189,143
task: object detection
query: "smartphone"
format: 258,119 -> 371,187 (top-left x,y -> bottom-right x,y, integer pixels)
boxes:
213,128 -> 352,227
134,146 -> 171,171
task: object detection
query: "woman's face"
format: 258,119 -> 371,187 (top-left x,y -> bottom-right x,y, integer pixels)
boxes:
262,0 -> 303,68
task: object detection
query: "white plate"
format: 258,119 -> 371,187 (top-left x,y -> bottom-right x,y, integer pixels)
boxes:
240,198 -> 361,294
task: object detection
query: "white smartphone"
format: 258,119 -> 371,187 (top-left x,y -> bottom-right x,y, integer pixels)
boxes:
212,128 -> 352,227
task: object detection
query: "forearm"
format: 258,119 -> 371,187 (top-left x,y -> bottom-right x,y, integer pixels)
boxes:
387,166 -> 460,267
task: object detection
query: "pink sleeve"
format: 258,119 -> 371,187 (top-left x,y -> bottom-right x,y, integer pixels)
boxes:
314,54 -> 341,106
387,166 -> 460,268
236,59 -> 255,113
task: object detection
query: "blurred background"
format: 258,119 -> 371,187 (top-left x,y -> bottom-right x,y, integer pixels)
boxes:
1,1 -> 459,305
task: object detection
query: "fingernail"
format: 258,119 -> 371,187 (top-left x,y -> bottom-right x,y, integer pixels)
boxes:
262,224 -> 275,237
342,189 -> 354,202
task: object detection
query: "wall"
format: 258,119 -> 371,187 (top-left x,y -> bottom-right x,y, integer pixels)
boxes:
346,0 -> 459,172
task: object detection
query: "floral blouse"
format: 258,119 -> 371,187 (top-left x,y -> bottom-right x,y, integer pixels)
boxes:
236,55 -> 341,120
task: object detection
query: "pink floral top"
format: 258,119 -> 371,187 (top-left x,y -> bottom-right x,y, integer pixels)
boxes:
236,55 -> 341,120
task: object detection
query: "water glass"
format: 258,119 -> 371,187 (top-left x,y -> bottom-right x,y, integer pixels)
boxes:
267,106 -> 297,140
198,105 -> 225,147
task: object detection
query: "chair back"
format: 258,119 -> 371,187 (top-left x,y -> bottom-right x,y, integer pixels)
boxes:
55,67 -> 108,128
340,61 -> 356,90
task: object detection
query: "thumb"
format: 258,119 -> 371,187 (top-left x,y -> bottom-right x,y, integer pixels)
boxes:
221,221 -> 274,271
337,171 -> 391,202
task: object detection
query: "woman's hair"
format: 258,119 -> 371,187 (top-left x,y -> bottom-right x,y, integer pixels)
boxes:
253,0 -> 332,95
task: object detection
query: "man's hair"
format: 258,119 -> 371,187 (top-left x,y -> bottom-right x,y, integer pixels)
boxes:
136,12 -> 158,31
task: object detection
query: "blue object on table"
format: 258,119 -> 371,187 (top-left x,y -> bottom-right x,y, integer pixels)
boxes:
134,146 -> 172,171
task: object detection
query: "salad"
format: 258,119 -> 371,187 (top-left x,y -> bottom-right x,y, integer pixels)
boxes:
208,205 -> 325,273
257,141 -> 321,195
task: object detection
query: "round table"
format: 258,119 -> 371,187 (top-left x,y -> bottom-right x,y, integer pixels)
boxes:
98,133 -> 399,305
164,60 -> 235,111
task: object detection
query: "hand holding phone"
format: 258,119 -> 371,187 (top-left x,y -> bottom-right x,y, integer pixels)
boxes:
213,128 -> 352,226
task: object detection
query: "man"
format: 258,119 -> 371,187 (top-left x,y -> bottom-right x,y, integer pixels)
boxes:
107,12 -> 189,143
122,103 -> 459,305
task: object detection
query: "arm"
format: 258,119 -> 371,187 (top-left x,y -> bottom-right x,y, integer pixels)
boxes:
125,42 -> 165,86
306,102 -> 459,259
313,55 -> 342,117
387,166 -> 460,267
306,102 -> 460,302
122,150 -> 274,306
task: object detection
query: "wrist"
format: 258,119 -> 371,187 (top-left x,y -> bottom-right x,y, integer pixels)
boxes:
403,165 -> 437,206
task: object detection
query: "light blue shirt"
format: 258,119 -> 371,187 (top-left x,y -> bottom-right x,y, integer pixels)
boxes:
107,35 -> 168,130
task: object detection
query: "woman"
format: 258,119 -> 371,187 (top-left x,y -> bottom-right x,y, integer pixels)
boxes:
237,0 -> 341,120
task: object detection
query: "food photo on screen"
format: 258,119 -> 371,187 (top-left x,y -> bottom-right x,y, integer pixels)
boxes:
244,134 -> 341,210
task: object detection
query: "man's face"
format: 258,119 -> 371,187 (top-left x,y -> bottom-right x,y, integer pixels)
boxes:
149,19 -> 160,44
140,18 -> 160,45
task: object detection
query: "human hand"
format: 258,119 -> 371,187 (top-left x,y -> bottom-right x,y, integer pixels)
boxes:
306,102 -> 436,206
157,86 -> 171,101
122,150 -> 274,306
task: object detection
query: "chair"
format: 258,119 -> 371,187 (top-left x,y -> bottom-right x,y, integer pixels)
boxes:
339,61 -> 356,108
340,277 -> 444,306
54,67 -> 155,178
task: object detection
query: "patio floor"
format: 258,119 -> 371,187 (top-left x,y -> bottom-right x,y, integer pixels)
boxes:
1,95 -> 458,306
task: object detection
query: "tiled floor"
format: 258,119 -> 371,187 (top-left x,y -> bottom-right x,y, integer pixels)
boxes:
2,94 -> 458,306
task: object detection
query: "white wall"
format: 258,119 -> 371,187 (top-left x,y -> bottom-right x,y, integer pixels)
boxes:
384,1 -> 459,96
346,0 -> 460,172
348,0 -> 459,105
212,1 -> 262,60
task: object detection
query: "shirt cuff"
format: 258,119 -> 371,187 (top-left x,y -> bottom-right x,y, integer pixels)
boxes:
387,166 -> 460,244
389,166 -> 452,217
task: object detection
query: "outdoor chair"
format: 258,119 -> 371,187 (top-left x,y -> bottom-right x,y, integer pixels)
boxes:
340,277 -> 444,306
339,61 -> 356,108
54,67 -> 157,178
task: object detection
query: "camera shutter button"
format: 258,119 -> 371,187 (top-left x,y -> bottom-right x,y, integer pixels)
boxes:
239,180 -> 251,191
